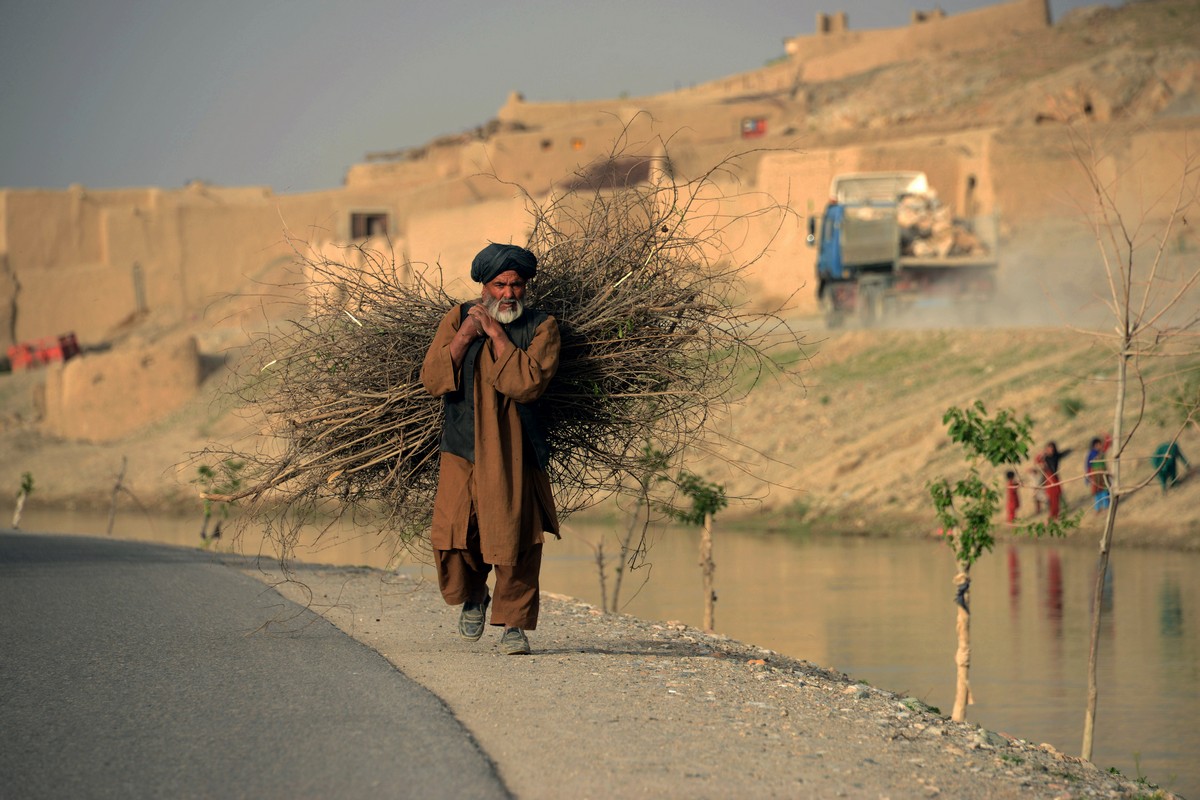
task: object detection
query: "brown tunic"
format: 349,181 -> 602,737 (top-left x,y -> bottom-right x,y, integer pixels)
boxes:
420,304 -> 561,565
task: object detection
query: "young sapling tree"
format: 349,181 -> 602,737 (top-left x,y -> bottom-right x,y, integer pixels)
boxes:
928,401 -> 1075,721
12,472 -> 34,530
659,468 -> 728,633
193,460 -> 244,547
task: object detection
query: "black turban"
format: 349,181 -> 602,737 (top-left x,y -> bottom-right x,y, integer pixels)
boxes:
470,243 -> 537,284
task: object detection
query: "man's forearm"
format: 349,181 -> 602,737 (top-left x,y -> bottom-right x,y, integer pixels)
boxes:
449,333 -> 471,370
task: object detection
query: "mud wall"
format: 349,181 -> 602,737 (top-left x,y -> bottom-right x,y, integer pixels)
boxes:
41,332 -> 201,442
0,184 -> 412,349
405,196 -> 533,299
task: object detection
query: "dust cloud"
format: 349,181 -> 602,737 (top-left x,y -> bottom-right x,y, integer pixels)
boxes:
832,221 -> 1170,333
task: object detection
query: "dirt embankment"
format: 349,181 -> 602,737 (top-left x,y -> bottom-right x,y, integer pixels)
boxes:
697,320 -> 1200,552
3,319 -> 1197,552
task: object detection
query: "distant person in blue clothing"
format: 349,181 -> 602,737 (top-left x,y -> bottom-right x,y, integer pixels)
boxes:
1085,435 -> 1111,513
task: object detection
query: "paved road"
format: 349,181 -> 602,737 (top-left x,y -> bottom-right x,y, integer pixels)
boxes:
0,532 -> 510,799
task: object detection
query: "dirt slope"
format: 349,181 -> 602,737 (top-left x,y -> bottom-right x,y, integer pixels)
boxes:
695,319 -> 1200,550
3,317 -> 1196,551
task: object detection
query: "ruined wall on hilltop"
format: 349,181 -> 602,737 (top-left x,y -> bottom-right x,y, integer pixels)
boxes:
676,59 -> 801,100
785,0 -> 1049,83
496,92 -> 628,131
345,147 -> 460,189
476,120 -> 641,190
491,73 -> 806,170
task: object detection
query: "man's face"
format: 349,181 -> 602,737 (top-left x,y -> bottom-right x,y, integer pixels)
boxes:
481,269 -> 527,324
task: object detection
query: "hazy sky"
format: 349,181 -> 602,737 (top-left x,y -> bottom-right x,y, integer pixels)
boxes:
1,0 -> 1110,194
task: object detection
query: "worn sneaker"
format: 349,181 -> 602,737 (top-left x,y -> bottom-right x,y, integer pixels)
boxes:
458,594 -> 490,641
500,627 -> 530,655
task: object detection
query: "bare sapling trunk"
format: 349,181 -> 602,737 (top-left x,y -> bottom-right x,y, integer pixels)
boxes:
1083,493 -> 1119,759
107,456 -> 127,536
594,541 -> 609,614
608,495 -> 645,613
952,563 -> 974,722
700,511 -> 716,633
12,491 -> 27,530
1082,346 -> 1128,760
1065,126 -> 1200,762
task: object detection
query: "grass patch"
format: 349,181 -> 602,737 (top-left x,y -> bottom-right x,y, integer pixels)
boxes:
899,696 -> 941,715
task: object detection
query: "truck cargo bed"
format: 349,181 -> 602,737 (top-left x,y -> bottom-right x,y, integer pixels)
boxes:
896,256 -> 997,270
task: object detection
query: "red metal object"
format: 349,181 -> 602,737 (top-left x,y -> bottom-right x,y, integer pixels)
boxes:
6,332 -> 81,371
740,117 -> 767,138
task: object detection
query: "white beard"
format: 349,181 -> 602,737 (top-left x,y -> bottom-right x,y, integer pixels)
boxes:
484,295 -> 524,324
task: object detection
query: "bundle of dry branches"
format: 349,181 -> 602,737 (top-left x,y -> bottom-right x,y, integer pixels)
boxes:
202,145 -> 802,562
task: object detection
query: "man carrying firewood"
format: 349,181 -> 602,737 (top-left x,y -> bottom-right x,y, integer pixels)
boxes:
420,243 -> 561,655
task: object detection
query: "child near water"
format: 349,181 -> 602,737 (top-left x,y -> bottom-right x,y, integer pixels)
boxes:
1005,470 -> 1020,523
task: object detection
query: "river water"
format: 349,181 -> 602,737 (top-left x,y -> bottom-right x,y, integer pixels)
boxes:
13,508 -> 1198,797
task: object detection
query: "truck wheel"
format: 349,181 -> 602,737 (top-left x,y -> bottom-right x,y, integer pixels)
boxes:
820,285 -> 845,329
858,284 -> 885,327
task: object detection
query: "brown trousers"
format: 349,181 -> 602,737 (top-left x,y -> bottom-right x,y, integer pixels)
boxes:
435,522 -> 543,630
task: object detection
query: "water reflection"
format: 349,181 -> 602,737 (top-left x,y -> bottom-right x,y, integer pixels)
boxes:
8,507 -> 1198,797
1160,579 -> 1183,639
1045,548 -> 1063,624
1006,546 -> 1019,617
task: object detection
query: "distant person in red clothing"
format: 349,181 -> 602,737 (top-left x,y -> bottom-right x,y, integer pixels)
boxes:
1004,470 -> 1020,523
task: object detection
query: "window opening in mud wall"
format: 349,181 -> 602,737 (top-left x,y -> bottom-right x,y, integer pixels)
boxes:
351,212 -> 389,239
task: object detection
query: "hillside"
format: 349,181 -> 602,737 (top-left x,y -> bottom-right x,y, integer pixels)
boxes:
779,0 -> 1200,140
3,321 -> 1197,552
699,321 -> 1200,550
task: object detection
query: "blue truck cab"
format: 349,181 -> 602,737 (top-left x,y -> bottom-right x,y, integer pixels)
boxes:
806,171 -> 995,325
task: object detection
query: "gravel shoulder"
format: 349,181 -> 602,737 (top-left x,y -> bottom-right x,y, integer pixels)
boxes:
241,561 -> 1173,800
